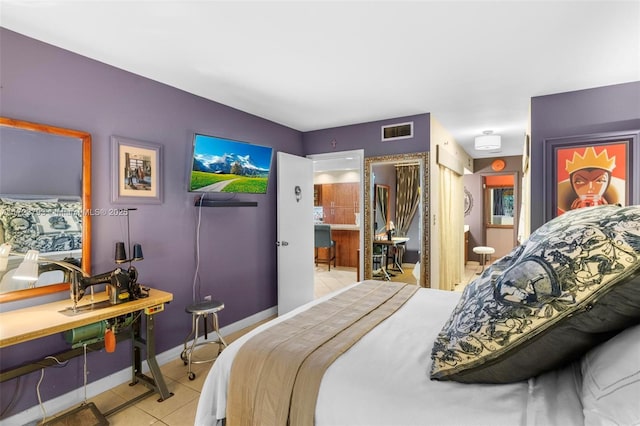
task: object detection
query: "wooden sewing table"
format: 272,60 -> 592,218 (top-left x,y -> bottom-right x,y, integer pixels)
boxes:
0,288 -> 174,415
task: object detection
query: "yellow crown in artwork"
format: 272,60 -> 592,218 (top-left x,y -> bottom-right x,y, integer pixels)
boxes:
565,146 -> 616,175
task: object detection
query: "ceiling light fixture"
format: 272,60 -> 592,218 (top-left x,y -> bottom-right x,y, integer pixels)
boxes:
475,130 -> 501,151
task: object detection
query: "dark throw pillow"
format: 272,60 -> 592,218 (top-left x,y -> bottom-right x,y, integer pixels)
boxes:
430,204 -> 640,383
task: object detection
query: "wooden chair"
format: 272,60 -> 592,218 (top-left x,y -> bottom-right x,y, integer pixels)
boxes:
314,224 -> 336,270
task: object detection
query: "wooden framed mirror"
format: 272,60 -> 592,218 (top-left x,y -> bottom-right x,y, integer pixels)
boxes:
364,152 -> 429,287
0,117 -> 91,303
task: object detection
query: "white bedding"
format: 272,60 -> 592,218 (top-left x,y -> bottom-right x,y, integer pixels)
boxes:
195,284 -> 584,426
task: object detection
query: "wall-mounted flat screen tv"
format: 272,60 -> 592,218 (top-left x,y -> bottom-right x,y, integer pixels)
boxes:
189,133 -> 274,194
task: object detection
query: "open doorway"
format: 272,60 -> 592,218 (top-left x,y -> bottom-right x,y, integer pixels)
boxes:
307,150 -> 364,298
483,174 -> 518,259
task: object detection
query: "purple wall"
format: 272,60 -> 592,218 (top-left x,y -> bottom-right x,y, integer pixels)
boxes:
530,81 -> 640,230
0,28 -> 304,415
303,114 -> 430,157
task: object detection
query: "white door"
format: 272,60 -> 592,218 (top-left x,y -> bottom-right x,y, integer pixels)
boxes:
277,152 -> 314,315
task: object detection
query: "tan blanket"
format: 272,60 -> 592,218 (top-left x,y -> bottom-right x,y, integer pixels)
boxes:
227,280 -> 418,426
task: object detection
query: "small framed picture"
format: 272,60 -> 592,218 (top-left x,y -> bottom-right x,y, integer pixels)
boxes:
111,136 -> 163,204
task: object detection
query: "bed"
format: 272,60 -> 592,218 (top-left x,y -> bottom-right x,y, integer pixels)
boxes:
195,205 -> 640,426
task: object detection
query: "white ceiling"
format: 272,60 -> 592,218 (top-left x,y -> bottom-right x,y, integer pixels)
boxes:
1,1 -> 639,158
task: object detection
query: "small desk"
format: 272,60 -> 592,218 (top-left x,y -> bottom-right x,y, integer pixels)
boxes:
373,237 -> 409,280
0,288 -> 174,414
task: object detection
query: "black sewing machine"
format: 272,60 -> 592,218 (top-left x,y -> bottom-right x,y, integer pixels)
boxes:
71,266 -> 148,305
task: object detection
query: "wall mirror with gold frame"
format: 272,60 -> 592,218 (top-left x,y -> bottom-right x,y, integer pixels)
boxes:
0,117 -> 92,303
364,152 -> 429,287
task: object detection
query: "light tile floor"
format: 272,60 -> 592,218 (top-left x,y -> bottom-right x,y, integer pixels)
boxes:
44,262 -> 482,425
313,265 -> 359,298
455,260 -> 484,292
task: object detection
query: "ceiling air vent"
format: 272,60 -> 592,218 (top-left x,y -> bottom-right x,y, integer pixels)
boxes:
381,121 -> 414,141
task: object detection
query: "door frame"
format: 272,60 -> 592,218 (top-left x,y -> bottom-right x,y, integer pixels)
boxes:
482,171 -> 520,257
306,149 -> 364,280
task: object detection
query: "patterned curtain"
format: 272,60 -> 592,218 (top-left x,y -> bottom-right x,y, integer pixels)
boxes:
375,185 -> 389,233
395,165 -> 420,236
439,164 -> 463,291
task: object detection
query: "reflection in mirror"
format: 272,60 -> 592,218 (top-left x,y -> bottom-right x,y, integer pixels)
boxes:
490,188 -> 514,220
364,153 -> 429,287
485,174 -> 515,226
0,117 -> 91,303
374,184 -> 389,233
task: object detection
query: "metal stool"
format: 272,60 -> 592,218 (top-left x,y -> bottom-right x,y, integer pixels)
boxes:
180,300 -> 227,380
473,246 -> 495,275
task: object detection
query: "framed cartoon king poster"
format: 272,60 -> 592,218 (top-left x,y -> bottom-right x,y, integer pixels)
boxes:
544,130 -> 639,221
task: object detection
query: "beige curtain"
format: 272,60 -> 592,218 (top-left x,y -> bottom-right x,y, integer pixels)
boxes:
395,165 -> 420,236
518,137 -> 531,243
439,164 -> 463,291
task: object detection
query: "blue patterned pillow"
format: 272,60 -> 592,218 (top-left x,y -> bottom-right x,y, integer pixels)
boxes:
430,205 -> 640,383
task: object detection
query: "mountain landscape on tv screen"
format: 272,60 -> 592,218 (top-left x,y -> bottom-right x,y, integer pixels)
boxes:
193,153 -> 269,177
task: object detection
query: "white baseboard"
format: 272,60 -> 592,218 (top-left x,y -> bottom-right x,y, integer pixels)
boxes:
2,306 -> 277,426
